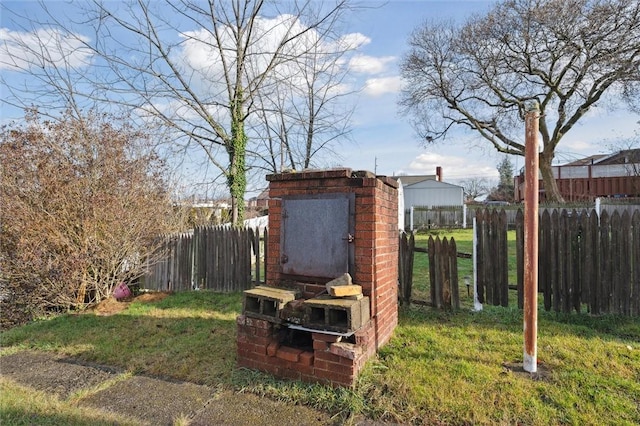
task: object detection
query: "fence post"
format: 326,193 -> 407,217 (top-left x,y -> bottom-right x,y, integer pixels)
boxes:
463,204 -> 467,229
472,216 -> 482,311
449,238 -> 459,309
523,100 -> 540,373
410,206 -> 414,231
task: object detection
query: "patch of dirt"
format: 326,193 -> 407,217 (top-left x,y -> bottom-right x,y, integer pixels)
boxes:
133,292 -> 171,303
502,361 -> 552,381
91,292 -> 171,316
93,297 -> 131,316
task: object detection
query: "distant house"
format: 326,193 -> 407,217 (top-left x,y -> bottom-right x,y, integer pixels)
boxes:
178,199 -> 231,226
514,149 -> 640,202
394,167 -> 464,208
247,188 -> 269,209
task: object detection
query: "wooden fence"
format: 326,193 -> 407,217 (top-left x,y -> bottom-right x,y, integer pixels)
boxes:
428,236 -> 460,309
398,232 -> 415,304
400,207 -> 639,317
405,199 -> 640,230
475,209 -> 509,307
144,226 -> 267,292
405,206 -> 465,229
399,233 -> 459,309
516,209 -> 640,316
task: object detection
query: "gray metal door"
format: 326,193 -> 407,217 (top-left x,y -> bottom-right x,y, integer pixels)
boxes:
281,193 -> 354,278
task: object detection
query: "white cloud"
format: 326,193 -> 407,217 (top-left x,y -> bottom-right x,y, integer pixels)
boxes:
177,15 -> 366,95
338,33 -> 371,50
348,54 -> 395,74
0,28 -> 92,71
363,76 -> 403,97
404,152 -> 499,181
561,139 -> 597,153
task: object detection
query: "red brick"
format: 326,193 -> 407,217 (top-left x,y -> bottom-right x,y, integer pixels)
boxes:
312,359 -> 332,371
314,368 -> 354,387
237,347 -> 263,362
314,350 -> 341,363
254,327 -> 272,338
294,364 -> 315,377
236,315 -> 247,326
236,341 -> 255,354
237,333 -> 251,345
299,351 -> 314,366
276,346 -> 303,363
313,340 -> 329,351
238,341 -> 268,357
340,355 -> 359,366
329,342 -> 361,360
312,333 -> 342,343
267,341 -> 279,357
250,336 -> 271,347
254,318 -> 272,329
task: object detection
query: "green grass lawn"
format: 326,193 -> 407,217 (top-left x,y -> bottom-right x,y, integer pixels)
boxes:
411,228 -> 519,308
2,290 -> 639,425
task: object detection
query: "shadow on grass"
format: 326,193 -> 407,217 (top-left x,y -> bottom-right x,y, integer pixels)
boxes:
1,407 -> 139,426
135,290 -> 243,315
1,291 -> 243,387
399,302 -> 640,343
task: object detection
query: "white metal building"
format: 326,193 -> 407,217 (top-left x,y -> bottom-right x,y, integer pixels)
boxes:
397,178 -> 464,208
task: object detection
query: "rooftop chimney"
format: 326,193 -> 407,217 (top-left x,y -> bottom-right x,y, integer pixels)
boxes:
436,166 -> 443,182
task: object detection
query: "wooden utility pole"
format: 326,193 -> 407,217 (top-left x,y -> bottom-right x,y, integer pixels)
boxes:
523,101 -> 540,373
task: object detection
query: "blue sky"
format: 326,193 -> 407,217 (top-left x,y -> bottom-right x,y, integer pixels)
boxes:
338,1 -> 638,183
2,0 -> 638,196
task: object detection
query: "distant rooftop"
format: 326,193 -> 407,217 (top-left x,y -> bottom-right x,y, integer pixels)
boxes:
392,175 -> 437,186
562,149 -> 640,167
563,154 -> 607,166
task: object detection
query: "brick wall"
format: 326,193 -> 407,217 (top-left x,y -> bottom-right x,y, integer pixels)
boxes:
237,314 -> 384,387
237,168 -> 398,387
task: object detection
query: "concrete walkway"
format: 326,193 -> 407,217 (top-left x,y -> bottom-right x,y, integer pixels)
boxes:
0,350 -> 338,425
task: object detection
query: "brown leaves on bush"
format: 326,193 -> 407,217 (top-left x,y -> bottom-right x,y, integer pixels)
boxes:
0,109 -> 183,315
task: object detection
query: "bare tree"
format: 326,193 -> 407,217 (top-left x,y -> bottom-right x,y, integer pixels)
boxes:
250,31 -> 358,173
0,110 -> 182,314
460,177 -> 490,202
400,0 -> 640,202
1,0 -> 354,225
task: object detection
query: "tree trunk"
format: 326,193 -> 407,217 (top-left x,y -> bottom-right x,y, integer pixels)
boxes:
539,152 -> 565,203
228,145 -> 246,227
228,99 -> 247,227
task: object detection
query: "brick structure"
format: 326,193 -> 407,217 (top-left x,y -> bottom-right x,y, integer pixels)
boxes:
236,169 -> 398,387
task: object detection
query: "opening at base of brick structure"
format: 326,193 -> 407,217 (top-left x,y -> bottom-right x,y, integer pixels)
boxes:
236,314 -> 379,387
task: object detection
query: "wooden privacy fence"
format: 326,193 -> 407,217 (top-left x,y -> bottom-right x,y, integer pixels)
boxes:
398,232 -> 415,304
406,205 -> 465,229
399,233 -> 459,309
475,209 -> 509,307
144,226 -> 268,292
428,236 -> 460,309
516,209 -> 640,316
405,200 -> 639,230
